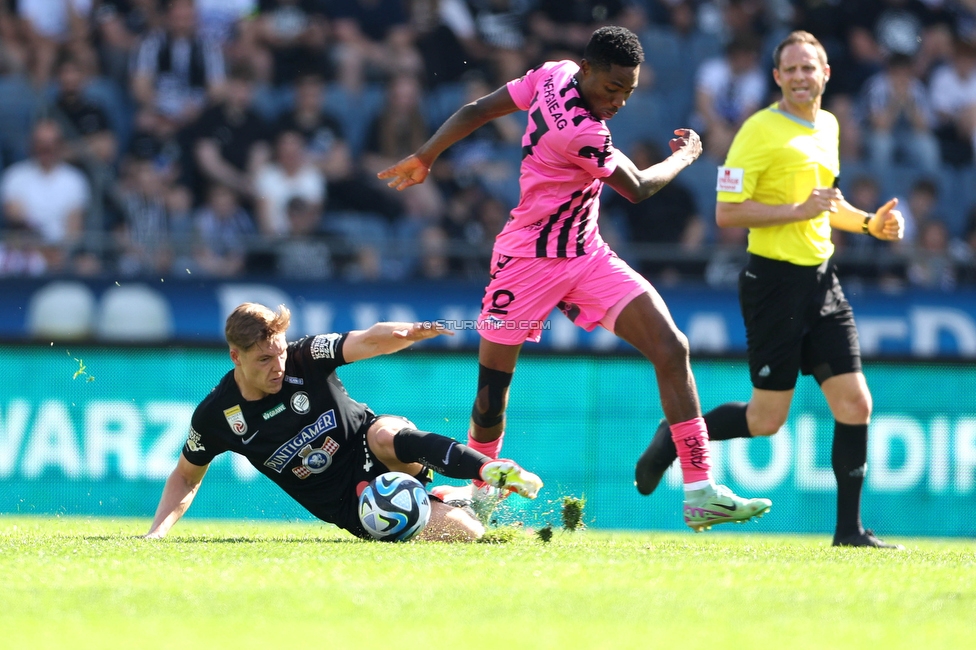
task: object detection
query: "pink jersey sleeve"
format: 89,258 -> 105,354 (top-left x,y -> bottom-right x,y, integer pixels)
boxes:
506,62 -> 560,111
568,122 -> 618,179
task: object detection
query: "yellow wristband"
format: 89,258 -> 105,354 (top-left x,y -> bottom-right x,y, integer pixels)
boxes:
862,215 -> 871,235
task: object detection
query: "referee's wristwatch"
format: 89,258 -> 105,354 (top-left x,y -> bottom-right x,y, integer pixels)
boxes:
862,215 -> 871,235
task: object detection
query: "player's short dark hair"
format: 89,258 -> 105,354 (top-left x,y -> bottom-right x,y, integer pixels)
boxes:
772,30 -> 828,69
226,303 -> 291,351
583,26 -> 644,70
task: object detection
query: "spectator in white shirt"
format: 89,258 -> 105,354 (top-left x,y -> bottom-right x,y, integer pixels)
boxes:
0,120 -> 90,269
255,130 -> 325,236
929,37 -> 976,165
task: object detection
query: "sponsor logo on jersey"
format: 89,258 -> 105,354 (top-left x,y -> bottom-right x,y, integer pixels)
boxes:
284,375 -> 304,385
290,391 -> 310,414
263,403 -> 285,420
186,426 -> 205,452
716,166 -> 744,193
310,333 -> 342,360
292,436 -> 341,479
223,405 -> 248,436
264,409 -> 337,473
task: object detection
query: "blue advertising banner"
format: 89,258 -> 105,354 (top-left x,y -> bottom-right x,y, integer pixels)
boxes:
4,278 -> 976,357
1,345 -> 973,537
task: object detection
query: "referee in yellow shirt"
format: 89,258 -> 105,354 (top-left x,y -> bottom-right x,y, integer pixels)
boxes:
636,31 -> 905,548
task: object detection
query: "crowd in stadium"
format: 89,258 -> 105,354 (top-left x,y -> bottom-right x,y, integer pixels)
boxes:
0,0 -> 975,288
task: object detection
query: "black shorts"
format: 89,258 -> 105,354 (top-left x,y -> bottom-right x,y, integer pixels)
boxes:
333,413 -> 431,539
738,254 -> 861,391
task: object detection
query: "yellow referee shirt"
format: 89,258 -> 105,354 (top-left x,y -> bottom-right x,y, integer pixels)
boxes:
716,103 -> 840,266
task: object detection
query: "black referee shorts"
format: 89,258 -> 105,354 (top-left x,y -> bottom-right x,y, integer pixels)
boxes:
738,254 -> 861,391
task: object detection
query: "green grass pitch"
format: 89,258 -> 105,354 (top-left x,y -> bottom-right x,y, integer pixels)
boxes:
2,515 -> 974,650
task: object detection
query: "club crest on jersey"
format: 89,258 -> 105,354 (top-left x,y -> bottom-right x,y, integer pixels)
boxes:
264,409 -> 337,473
293,436 -> 341,479
223,405 -> 248,436
291,391 -> 310,414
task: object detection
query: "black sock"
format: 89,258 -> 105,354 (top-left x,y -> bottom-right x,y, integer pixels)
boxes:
832,421 -> 867,538
392,428 -> 489,479
703,402 -> 752,440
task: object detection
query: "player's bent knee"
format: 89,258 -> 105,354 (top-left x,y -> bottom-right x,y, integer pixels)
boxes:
652,328 -> 690,371
749,413 -> 788,437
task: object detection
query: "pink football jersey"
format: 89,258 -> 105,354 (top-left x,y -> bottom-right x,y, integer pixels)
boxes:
496,60 -> 619,258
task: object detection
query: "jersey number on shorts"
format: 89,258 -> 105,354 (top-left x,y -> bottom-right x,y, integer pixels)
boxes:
522,108 -> 550,159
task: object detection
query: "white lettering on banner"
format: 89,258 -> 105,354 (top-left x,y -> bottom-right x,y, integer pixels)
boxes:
21,401 -> 83,478
928,417 -> 951,493
144,402 -> 196,479
550,315 -> 578,350
911,308 -> 976,356
856,317 -> 909,355
387,304 -> 418,325
868,416 -> 926,491
591,326 -> 618,351
352,303 -> 381,331
217,284 -> 294,331
5,402 -> 976,494
955,418 -> 976,493
727,434 -> 791,490
795,416 -> 834,491
0,399 -> 30,478
438,306 -> 470,349
301,303 -> 334,338
85,402 -> 143,480
687,313 -> 729,353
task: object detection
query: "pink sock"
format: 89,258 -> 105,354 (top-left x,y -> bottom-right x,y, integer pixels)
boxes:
468,432 -> 504,487
670,417 -> 713,489
467,431 -> 504,459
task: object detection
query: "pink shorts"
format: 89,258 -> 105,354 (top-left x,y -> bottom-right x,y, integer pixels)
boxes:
477,243 -> 653,345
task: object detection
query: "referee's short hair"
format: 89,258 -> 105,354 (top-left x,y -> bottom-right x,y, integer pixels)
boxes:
584,26 -> 645,70
772,30 -> 828,69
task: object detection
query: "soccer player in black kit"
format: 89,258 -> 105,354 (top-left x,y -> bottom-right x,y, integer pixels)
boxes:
145,302 -> 542,542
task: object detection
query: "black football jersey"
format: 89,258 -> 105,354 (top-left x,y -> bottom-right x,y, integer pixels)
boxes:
183,333 -> 373,525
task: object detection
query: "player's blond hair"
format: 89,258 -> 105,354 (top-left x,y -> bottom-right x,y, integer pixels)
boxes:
225,303 -> 291,351
772,30 -> 828,69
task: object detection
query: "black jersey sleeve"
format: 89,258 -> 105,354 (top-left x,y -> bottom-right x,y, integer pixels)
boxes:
181,403 -> 228,466
292,333 -> 350,374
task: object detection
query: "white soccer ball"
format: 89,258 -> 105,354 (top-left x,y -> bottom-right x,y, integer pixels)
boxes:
358,472 -> 432,542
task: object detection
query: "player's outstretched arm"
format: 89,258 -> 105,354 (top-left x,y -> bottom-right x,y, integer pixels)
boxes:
144,455 -> 209,539
377,86 -> 520,190
605,129 -> 702,203
343,321 -> 454,362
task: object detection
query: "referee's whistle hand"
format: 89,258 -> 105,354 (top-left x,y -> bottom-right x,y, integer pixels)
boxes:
799,188 -> 840,218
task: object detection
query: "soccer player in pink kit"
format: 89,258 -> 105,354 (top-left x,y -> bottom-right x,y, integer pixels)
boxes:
379,26 -> 771,530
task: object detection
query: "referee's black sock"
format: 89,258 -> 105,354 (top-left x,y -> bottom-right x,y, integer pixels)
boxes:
392,428 -> 489,480
832,421 -> 868,538
703,402 -> 752,440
